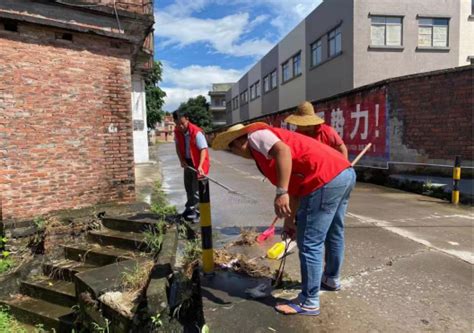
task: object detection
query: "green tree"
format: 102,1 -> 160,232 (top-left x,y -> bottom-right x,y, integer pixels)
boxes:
176,95 -> 213,132
145,61 -> 167,129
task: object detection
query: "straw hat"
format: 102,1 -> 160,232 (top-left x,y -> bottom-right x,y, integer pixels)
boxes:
284,101 -> 324,126
212,122 -> 269,150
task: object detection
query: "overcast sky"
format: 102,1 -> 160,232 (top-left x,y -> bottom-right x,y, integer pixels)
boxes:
154,0 -> 323,111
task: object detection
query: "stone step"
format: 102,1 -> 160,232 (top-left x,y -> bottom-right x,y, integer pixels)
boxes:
101,216 -> 158,233
63,244 -> 137,266
43,259 -> 98,282
20,278 -> 76,308
88,228 -> 148,252
0,296 -> 74,333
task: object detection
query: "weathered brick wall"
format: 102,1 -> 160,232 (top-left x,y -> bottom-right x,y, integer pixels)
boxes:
0,22 -> 136,221
387,67 -> 473,164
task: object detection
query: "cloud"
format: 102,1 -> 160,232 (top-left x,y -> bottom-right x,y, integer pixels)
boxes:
161,64 -> 244,111
155,12 -> 273,58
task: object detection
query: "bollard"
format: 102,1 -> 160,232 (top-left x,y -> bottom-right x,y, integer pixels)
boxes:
451,156 -> 461,204
198,178 -> 214,273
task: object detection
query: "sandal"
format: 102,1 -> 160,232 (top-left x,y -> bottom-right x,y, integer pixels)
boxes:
275,302 -> 320,316
321,281 -> 340,291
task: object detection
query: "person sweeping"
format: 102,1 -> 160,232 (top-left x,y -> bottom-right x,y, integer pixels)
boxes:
285,101 -> 348,159
212,122 -> 356,316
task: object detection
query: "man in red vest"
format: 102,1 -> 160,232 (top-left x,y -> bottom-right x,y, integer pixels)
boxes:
213,122 -> 356,317
285,101 -> 348,159
173,112 -> 210,221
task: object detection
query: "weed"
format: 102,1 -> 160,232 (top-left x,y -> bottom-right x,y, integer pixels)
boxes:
143,221 -> 167,256
150,312 -> 163,328
0,257 -> 15,274
183,239 -> 202,264
0,306 -> 27,333
34,323 -> 56,333
91,318 -> 110,333
33,217 -> 47,231
151,204 -> 177,220
121,261 -> 154,292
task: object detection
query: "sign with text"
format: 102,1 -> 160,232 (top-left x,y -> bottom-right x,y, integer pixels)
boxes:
261,88 -> 388,159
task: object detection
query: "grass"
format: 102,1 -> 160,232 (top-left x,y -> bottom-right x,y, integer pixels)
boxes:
150,204 -> 177,220
0,258 -> 15,274
121,261 -> 154,293
0,306 -> 27,333
143,221 -> 167,256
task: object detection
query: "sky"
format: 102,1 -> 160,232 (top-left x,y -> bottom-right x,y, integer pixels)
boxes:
154,0 -> 323,112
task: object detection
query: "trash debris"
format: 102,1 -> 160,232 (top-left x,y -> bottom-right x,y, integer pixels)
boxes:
214,249 -> 272,278
245,282 -> 273,299
230,228 -> 259,247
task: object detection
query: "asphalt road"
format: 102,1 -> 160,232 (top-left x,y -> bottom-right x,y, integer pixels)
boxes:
156,143 -> 473,332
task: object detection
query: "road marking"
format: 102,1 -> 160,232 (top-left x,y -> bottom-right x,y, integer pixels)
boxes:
347,212 -> 473,264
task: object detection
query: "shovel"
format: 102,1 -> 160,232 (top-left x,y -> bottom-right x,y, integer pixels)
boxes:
256,216 -> 279,243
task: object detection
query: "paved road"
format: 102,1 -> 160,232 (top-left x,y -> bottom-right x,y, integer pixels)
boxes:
156,143 -> 473,332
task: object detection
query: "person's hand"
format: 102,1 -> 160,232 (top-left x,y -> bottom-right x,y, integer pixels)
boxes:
197,166 -> 205,177
274,193 -> 291,219
283,217 -> 296,240
180,160 -> 188,168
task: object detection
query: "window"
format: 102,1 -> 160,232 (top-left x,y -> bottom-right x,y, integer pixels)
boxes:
240,90 -> 248,104
255,81 -> 260,98
311,39 -> 322,66
328,26 -> 342,57
292,53 -> 302,76
371,16 -> 402,46
270,70 -> 277,89
263,75 -> 270,93
282,61 -> 291,83
232,97 -> 239,110
3,20 -> 18,32
250,84 -> 256,100
222,99 -> 226,107
418,18 -> 449,47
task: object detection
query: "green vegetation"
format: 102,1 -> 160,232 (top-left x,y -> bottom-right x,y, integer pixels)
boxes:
143,221 -> 167,256
183,239 -> 202,264
175,95 -> 213,132
0,237 -> 14,274
150,312 -> 163,328
145,61 -> 167,129
150,204 -> 177,220
33,217 -> 46,231
121,261 -> 153,292
91,318 -> 110,333
0,306 -> 27,333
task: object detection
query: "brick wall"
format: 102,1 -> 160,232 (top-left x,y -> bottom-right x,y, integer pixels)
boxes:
0,22 -> 136,221
387,67 -> 473,163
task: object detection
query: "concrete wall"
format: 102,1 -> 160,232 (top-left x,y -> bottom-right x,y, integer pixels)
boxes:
131,75 -> 149,163
248,63 -> 262,119
278,21 -> 306,110
0,22 -> 136,221
354,0 -> 464,88
305,0 -> 355,102
459,0 -> 474,64
261,46 -> 279,115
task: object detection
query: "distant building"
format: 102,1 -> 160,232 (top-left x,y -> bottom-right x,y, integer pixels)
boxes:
208,83 -> 233,127
154,115 -> 176,143
227,0 -> 474,124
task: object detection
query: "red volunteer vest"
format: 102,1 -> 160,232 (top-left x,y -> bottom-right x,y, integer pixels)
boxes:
249,125 -> 350,196
175,123 -> 210,175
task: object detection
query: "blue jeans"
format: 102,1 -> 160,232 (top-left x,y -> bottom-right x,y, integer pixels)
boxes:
295,168 -> 356,308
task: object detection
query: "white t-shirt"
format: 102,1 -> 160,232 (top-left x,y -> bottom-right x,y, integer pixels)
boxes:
248,129 -> 281,159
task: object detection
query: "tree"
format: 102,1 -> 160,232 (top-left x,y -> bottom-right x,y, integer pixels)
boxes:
145,61 -> 166,129
176,95 -> 213,132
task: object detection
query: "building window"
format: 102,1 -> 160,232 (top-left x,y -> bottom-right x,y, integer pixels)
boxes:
371,16 -> 402,46
240,90 -> 248,104
3,20 -> 18,32
232,97 -> 239,110
263,75 -> 270,93
328,26 -> 342,57
282,61 -> 291,83
250,84 -> 256,100
292,53 -> 302,76
311,39 -> 322,66
222,100 -> 226,107
270,70 -> 277,89
255,80 -> 260,97
418,18 -> 449,47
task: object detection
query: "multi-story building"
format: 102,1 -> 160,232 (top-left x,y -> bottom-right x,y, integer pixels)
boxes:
209,83 -> 233,127
227,0 -> 474,124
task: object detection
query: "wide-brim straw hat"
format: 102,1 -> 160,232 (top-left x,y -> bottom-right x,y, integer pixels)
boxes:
284,101 -> 325,126
212,122 -> 268,150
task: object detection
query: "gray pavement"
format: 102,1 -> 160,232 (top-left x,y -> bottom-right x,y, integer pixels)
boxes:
155,143 -> 473,333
